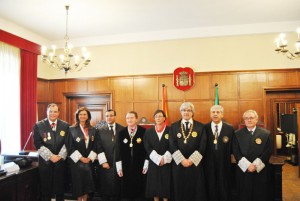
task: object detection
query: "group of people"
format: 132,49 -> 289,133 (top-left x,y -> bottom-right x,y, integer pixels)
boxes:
33,102 -> 273,201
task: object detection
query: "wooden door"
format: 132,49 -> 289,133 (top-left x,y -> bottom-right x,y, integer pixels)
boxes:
64,92 -> 112,126
296,104 -> 300,178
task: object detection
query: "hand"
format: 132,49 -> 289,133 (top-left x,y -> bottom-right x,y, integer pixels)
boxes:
102,162 -> 110,169
159,158 -> 165,166
80,157 -> 91,164
181,159 -> 192,167
247,163 -> 256,172
50,155 -> 61,163
118,170 -> 123,177
142,168 -> 148,174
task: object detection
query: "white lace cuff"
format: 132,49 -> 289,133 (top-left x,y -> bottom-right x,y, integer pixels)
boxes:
116,161 -> 122,172
88,151 -> 97,162
98,152 -> 108,165
38,146 -> 53,161
70,150 -> 83,163
188,151 -> 202,166
58,145 -> 67,160
253,158 -> 265,173
143,159 -> 149,170
163,151 -> 172,164
172,150 -> 185,165
238,157 -> 251,172
150,150 -> 162,166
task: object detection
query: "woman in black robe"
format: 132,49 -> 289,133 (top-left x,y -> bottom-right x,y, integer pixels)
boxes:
66,107 -> 98,201
144,109 -> 172,201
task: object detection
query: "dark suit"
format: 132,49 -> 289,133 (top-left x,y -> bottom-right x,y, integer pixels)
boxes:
97,123 -> 124,201
33,118 -> 69,201
233,126 -> 272,201
203,122 -> 234,201
169,120 -> 207,201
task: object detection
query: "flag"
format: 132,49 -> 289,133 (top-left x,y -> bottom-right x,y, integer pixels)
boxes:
162,84 -> 169,125
215,83 -> 219,105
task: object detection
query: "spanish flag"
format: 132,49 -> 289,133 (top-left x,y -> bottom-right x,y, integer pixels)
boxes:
162,84 -> 169,125
215,83 -> 219,105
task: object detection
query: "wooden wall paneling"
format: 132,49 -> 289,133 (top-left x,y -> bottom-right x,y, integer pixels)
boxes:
239,73 -> 267,99
134,77 -> 158,101
218,100 -> 239,129
193,101 -> 214,124
166,102 -> 184,125
87,78 -> 110,92
211,74 -> 238,100
267,71 -> 298,87
158,76 -> 186,101
114,102 -> 134,126
184,75 -> 210,100
66,79 -> 88,92
37,79 -> 50,102
133,102 -> 159,123
52,80 -> 66,103
110,78 -> 134,101
37,103 -> 48,121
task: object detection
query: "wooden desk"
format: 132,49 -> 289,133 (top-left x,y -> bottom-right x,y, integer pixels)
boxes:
0,163 -> 39,201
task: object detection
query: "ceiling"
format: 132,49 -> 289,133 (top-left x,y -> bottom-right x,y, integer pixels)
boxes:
1,0 -> 300,47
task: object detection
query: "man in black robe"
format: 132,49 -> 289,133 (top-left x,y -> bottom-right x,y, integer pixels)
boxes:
97,109 -> 124,201
169,102 -> 207,201
33,103 -> 69,201
203,105 -> 234,201
115,111 -> 148,201
233,110 -> 272,201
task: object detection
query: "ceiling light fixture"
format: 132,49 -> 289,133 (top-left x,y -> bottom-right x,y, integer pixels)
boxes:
275,27 -> 300,60
41,5 -> 91,75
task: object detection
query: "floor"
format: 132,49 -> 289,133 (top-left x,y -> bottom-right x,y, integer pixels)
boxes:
282,162 -> 300,201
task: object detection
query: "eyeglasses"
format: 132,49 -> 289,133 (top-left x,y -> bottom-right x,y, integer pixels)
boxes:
154,115 -> 164,118
244,117 -> 256,120
181,109 -> 192,113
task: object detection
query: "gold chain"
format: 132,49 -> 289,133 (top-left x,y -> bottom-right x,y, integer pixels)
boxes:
181,123 -> 193,144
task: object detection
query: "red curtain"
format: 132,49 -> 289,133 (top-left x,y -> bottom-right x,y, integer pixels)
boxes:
0,29 -> 40,151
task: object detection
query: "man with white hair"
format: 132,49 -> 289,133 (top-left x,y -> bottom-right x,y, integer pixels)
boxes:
203,105 -> 235,201
233,110 -> 272,201
169,102 -> 207,201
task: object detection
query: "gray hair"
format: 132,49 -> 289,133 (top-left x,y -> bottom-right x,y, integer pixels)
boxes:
243,110 -> 258,119
180,102 -> 195,113
210,105 -> 224,113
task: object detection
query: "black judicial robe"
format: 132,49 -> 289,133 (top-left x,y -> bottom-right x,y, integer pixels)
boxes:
33,118 -> 69,196
203,122 -> 234,201
115,126 -> 147,199
169,120 -> 207,201
66,126 -> 98,197
144,126 -> 171,199
96,123 -> 124,198
233,126 -> 272,201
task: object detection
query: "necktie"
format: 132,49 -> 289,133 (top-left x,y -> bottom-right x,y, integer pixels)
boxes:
110,125 -> 115,141
215,125 -> 218,136
249,130 -> 253,135
214,125 -> 218,150
185,122 -> 189,132
51,123 -> 56,131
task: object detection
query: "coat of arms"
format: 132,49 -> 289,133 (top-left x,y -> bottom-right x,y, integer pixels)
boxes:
173,67 -> 194,91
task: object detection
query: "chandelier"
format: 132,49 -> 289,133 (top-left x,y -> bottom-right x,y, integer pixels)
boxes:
274,27 -> 300,60
41,5 -> 91,74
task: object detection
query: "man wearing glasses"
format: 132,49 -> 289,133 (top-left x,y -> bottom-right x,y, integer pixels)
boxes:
169,102 -> 207,201
232,110 -> 272,201
96,109 -> 124,201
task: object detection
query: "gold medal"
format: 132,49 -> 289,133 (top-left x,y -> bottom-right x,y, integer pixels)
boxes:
165,134 -> 169,140
213,139 -> 217,144
44,138 -> 47,142
60,131 -> 65,136
47,136 -> 51,140
192,131 -> 197,137
184,139 -> 187,144
136,138 -> 142,143
223,136 -> 229,143
255,138 -> 262,144
129,143 -> 133,147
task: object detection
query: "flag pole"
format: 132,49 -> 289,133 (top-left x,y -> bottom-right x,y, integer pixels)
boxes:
215,83 -> 219,105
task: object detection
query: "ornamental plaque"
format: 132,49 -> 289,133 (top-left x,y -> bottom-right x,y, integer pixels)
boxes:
173,67 -> 194,91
